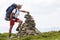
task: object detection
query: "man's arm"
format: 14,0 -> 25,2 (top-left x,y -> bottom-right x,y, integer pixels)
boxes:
10,9 -> 16,20
10,13 -> 14,20
20,10 -> 29,13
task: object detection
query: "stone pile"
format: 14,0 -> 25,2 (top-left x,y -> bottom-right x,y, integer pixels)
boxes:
17,13 -> 41,37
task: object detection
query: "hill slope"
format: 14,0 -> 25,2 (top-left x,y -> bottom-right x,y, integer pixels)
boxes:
0,31 -> 60,40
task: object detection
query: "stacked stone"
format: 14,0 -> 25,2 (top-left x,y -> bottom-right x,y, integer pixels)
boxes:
18,13 -> 40,36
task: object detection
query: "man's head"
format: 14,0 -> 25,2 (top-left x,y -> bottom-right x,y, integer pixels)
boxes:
17,4 -> 22,9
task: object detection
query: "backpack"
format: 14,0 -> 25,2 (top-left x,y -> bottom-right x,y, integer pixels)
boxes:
5,3 -> 17,21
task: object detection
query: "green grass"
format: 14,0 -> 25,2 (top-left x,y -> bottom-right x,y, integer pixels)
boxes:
0,31 -> 60,40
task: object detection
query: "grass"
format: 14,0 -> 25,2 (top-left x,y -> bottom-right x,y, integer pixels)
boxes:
0,31 -> 60,40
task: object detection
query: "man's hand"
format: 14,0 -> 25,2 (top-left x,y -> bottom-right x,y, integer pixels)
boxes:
25,12 -> 30,15
27,12 -> 29,14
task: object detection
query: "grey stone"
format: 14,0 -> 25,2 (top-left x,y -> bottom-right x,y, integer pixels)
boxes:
17,13 -> 41,37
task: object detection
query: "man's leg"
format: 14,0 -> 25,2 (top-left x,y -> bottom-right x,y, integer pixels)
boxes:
14,18 -> 23,37
16,20 -> 22,31
9,20 -> 15,37
15,18 -> 23,31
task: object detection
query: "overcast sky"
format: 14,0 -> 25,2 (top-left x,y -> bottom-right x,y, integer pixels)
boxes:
0,0 -> 60,33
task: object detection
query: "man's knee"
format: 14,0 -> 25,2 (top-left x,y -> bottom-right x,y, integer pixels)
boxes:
18,20 -> 23,24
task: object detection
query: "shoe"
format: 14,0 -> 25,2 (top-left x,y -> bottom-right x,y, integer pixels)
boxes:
9,36 -> 14,39
16,27 -> 19,31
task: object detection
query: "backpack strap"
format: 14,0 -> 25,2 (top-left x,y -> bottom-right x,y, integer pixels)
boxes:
15,9 -> 17,14
12,9 -> 17,19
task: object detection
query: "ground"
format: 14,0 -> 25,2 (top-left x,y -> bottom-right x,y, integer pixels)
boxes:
0,31 -> 60,40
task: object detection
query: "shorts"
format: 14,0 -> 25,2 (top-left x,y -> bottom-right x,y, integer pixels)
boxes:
10,18 -> 20,27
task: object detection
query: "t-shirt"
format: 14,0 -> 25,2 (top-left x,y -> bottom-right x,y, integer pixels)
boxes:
12,8 -> 20,18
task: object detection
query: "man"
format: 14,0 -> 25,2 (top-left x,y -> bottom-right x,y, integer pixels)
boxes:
5,3 -> 29,38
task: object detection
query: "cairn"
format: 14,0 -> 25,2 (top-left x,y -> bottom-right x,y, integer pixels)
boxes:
17,13 -> 41,37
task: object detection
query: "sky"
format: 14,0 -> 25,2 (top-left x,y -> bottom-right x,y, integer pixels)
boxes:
0,0 -> 60,33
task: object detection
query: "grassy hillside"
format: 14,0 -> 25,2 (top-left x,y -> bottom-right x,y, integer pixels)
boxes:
0,31 -> 60,40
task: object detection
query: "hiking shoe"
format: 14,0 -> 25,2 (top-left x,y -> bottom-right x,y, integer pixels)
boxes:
9,36 -> 14,39
16,28 -> 19,31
